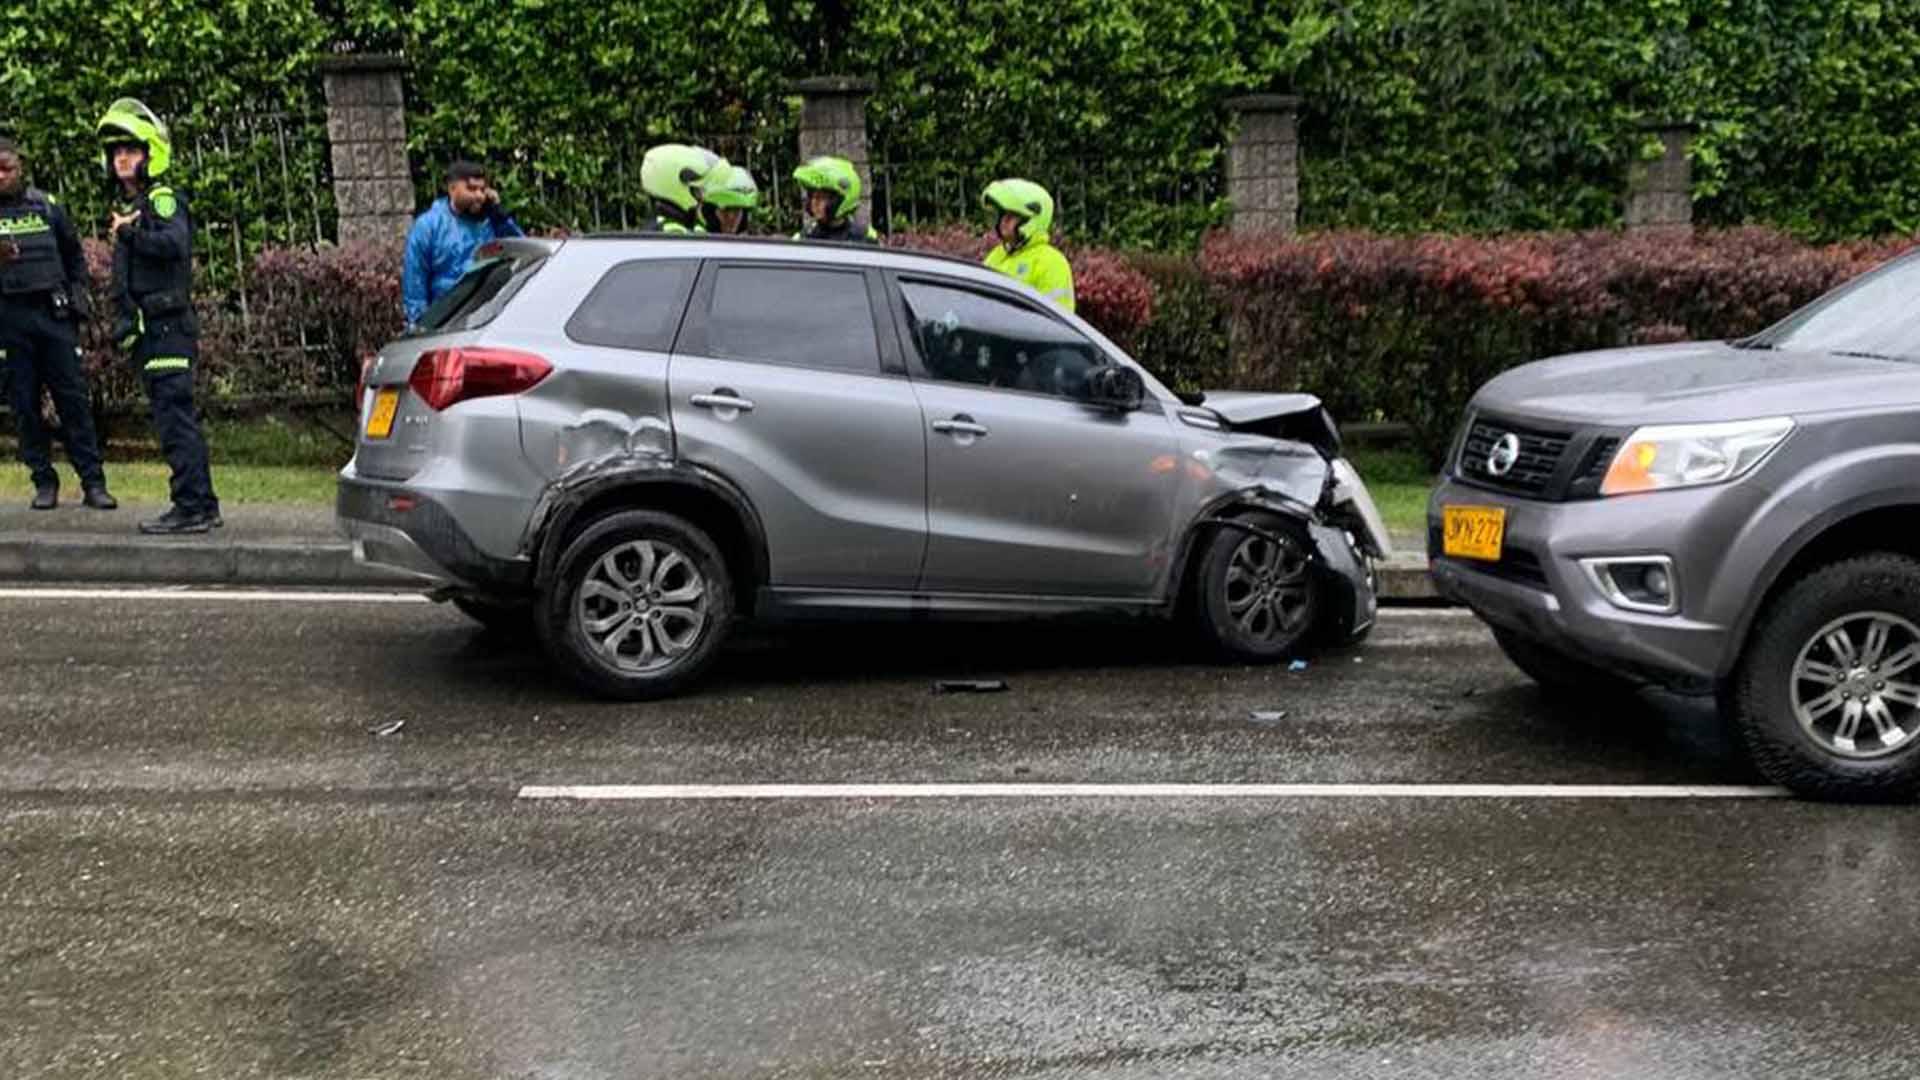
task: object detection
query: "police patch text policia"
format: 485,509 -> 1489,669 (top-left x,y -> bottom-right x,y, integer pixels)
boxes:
0,136 -> 115,510
99,98 -> 220,534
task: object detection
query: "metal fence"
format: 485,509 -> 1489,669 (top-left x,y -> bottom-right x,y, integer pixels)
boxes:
479,131 -> 803,237
868,150 -> 1225,245
452,132 -> 1223,248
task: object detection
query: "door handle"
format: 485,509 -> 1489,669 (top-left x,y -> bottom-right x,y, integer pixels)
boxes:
931,417 -> 990,438
691,391 -> 755,413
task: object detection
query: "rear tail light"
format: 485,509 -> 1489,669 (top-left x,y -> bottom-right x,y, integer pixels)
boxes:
407,348 -> 552,411
355,352 -> 377,405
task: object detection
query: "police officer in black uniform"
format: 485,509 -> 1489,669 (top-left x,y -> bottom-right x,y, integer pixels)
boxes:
98,98 -> 219,534
0,136 -> 115,510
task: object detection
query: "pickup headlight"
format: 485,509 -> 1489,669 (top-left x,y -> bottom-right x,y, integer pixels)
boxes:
1601,417 -> 1794,496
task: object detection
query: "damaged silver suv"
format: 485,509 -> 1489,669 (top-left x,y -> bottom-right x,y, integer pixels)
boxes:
338,236 -> 1390,699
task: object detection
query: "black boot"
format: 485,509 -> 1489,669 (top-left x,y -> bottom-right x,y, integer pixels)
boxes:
82,486 -> 118,510
29,485 -> 56,510
138,507 -> 214,535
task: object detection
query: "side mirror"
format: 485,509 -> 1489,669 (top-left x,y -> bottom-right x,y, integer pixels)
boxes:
1085,363 -> 1145,412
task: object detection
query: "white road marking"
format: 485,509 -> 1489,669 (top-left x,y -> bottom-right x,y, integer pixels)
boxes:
519,782 -> 1790,802
0,587 -> 429,603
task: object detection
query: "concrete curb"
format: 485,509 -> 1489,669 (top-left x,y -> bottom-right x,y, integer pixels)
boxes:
0,539 -> 1444,601
1378,557 -> 1439,602
0,537 -> 418,588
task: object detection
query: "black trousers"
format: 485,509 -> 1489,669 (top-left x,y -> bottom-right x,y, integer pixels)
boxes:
0,296 -> 106,490
138,361 -> 218,516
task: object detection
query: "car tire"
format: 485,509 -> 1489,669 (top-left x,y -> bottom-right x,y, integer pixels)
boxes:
451,596 -> 534,637
1732,554 -> 1920,802
1190,513 -> 1321,662
1491,626 -> 1639,700
537,510 -> 733,701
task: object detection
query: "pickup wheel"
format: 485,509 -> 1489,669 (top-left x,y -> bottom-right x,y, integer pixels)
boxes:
1733,554 -> 1920,802
1491,627 -> 1639,700
538,510 -> 733,701
1190,513 -> 1321,662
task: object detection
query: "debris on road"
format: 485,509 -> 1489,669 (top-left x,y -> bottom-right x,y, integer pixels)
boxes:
367,719 -> 406,737
1248,710 -> 1289,727
934,679 -> 1009,694
1288,660 -> 1309,672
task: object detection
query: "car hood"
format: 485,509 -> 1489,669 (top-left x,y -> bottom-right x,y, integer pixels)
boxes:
1475,341 -> 1920,425
1199,391 -> 1326,425
1193,391 -> 1342,456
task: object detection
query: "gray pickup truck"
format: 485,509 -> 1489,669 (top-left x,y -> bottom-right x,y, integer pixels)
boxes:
1430,248 -> 1920,801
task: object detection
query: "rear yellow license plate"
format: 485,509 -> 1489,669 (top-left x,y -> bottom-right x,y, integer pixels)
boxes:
1442,505 -> 1507,562
365,388 -> 400,439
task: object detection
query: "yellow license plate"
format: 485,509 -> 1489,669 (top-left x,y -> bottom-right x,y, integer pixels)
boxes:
1442,505 -> 1507,562
365,388 -> 400,439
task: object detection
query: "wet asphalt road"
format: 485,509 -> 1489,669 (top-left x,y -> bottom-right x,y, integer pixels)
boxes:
4,592 -> 1918,1078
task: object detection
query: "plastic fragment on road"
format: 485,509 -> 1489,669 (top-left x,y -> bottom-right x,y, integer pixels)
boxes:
1288,660 -> 1309,672
934,679 -> 1009,694
1249,710 -> 1288,727
367,719 -> 406,737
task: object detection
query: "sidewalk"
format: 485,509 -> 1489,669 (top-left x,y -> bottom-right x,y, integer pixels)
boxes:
0,502 -> 1439,600
0,502 -> 413,587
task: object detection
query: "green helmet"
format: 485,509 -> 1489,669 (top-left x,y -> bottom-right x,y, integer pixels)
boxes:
793,156 -> 861,220
96,97 -> 172,180
704,159 -> 760,210
641,143 -> 722,214
983,178 -> 1055,244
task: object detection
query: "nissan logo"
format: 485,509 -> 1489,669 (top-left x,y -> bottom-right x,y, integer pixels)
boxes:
1487,433 -> 1522,477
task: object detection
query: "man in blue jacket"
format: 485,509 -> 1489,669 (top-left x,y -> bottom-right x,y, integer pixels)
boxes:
402,160 -> 523,324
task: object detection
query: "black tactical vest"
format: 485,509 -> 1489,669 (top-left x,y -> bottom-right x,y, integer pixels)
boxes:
0,189 -> 65,296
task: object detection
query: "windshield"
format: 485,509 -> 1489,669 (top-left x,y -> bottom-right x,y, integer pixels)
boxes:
1745,250 -> 1920,361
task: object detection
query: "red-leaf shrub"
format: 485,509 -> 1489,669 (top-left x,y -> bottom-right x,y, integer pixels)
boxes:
55,224 -> 1920,473
1198,227 -> 1920,465
73,239 -> 403,410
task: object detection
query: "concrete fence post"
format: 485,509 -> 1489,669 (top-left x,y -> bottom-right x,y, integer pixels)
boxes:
1224,94 -> 1302,236
319,54 -> 414,245
1625,121 -> 1697,233
790,77 -> 875,222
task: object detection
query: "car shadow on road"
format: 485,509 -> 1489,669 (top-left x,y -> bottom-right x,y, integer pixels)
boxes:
444,616 -> 1213,694
426,613 -> 1764,782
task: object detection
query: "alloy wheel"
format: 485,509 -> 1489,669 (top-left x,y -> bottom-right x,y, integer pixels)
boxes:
1791,611 -> 1920,758
575,539 -> 710,674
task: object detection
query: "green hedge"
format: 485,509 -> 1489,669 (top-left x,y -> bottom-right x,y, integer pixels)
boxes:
13,0 -> 1920,245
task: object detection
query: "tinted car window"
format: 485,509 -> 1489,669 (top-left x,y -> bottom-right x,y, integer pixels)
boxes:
704,266 -> 880,372
566,259 -> 697,352
898,279 -> 1103,400
413,252 -> 546,335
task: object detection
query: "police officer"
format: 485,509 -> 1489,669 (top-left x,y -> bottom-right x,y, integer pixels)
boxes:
982,178 -> 1075,312
702,158 -> 759,235
98,98 -> 220,534
792,156 -> 879,243
0,137 -> 115,510
639,144 -> 722,234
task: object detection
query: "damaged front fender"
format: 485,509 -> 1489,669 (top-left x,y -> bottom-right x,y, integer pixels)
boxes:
1168,436 -> 1378,643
